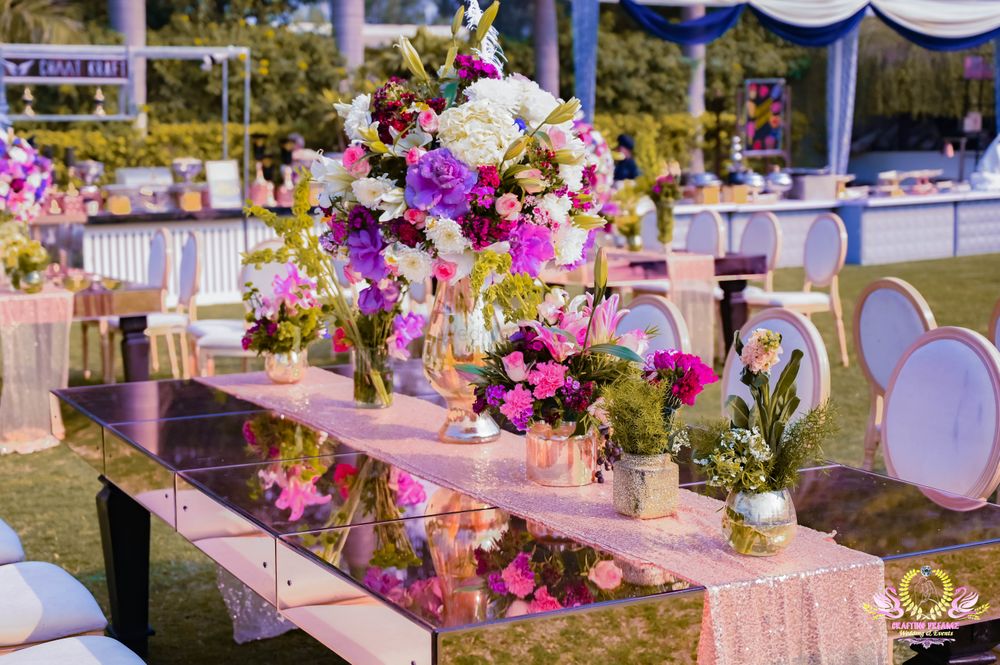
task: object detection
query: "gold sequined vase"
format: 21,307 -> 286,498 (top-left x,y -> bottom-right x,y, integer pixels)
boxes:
613,453 -> 679,519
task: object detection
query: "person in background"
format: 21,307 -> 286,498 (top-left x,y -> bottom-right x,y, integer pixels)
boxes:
613,133 -> 640,182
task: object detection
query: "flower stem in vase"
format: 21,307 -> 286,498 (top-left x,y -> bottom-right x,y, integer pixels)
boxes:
353,345 -> 394,409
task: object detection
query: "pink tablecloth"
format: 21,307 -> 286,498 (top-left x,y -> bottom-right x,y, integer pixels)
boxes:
200,369 -> 888,664
0,286 -> 73,454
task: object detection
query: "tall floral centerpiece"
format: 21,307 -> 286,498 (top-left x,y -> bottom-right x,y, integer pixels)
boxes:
461,254 -> 651,487
0,130 -> 53,291
648,162 -> 681,249
241,264 -> 324,384
693,330 -> 835,556
248,2 -> 601,431
605,349 -> 716,518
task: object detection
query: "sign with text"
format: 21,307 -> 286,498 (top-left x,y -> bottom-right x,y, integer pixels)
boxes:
1,57 -> 128,84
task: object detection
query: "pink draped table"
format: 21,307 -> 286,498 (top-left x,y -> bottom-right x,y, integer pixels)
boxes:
0,286 -> 73,454
200,368 -> 888,664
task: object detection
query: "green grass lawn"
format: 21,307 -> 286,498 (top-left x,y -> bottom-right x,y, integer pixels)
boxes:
0,253 -> 998,664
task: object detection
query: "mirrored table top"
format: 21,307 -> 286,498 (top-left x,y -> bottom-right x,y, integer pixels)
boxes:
108,411 -> 357,472
53,379 -> 261,426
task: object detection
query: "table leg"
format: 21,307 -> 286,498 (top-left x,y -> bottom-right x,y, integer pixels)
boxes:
119,314 -> 150,382
903,619 -> 1000,664
96,478 -> 152,658
718,279 -> 749,350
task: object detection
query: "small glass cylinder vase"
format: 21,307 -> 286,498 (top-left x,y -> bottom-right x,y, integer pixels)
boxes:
12,269 -> 44,294
656,200 -> 674,252
613,453 -> 678,519
264,348 -> 308,384
722,488 -> 797,556
352,344 -> 393,409
425,488 -> 509,627
525,422 -> 597,487
423,276 -> 501,444
626,234 -> 644,252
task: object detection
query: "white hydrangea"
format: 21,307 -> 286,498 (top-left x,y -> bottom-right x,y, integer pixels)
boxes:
464,77 -> 522,117
534,192 -> 572,226
437,98 -> 522,166
351,176 -> 395,209
465,75 -> 572,133
425,217 -> 471,255
552,222 -> 589,266
334,94 -> 373,142
393,245 -> 433,283
559,163 -> 584,191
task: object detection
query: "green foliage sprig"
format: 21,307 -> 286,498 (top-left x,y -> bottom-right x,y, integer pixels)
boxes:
605,373 -> 689,458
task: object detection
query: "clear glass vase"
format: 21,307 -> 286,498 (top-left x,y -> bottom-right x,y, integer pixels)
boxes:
422,276 -> 501,444
525,422 -> 597,487
613,453 -> 679,519
352,344 -> 393,409
722,488 -> 797,556
264,348 -> 308,384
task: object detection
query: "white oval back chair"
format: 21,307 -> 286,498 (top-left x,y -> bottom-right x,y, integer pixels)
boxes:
686,210 -> 726,257
189,238 -> 286,376
739,211 -> 782,291
882,327 -> 1000,510
743,212 -> 849,367
617,295 -> 691,353
721,308 -> 831,421
853,278 -> 936,470
88,228 -> 172,384
990,296 -> 1000,350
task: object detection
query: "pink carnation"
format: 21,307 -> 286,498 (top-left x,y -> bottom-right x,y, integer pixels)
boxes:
417,109 -> 439,133
528,585 -> 563,613
499,384 -> 535,431
527,361 -> 568,400
501,552 -> 536,599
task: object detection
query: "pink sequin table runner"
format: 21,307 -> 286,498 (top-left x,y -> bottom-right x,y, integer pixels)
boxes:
201,369 -> 887,664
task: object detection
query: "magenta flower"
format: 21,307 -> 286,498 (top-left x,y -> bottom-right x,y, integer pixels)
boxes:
508,224 -> 554,277
528,585 -> 563,613
390,467 -> 426,507
272,263 -> 316,313
404,148 -> 477,219
501,351 -> 530,382
357,283 -> 398,316
501,552 -> 536,599
363,567 -> 407,604
273,466 -> 332,521
643,349 -> 718,406
587,293 -> 627,346
499,384 -> 535,431
527,361 -> 568,400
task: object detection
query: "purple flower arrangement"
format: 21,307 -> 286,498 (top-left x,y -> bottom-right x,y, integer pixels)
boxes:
0,130 -> 52,224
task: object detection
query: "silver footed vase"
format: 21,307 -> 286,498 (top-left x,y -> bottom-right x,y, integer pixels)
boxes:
422,276 -> 501,444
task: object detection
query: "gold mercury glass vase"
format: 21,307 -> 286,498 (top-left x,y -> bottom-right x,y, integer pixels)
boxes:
264,348 -> 309,384
422,276 -> 501,444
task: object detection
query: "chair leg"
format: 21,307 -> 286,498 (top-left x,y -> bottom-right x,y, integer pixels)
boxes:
830,278 -> 849,367
99,319 -> 115,384
150,335 -> 160,373
862,392 -> 883,471
81,321 -> 91,380
180,331 -> 192,380
165,333 -> 180,379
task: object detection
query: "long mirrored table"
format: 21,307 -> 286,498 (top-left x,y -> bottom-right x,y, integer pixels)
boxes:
53,376 -> 1000,664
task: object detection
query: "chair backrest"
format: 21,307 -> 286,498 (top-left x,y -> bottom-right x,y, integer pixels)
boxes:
148,227 -> 172,290
409,277 -> 432,304
686,210 -> 725,257
720,308 -> 830,420
177,231 -> 202,310
803,212 -> 847,288
883,327 -> 1000,508
739,212 -> 782,274
617,295 -> 691,353
239,238 -> 286,296
853,277 -> 936,397
990,296 -> 1000,350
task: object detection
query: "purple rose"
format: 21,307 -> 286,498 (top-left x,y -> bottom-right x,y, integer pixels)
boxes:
347,226 -> 387,281
509,224 -> 554,277
405,148 -> 477,219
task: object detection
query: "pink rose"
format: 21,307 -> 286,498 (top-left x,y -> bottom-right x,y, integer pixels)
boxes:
342,144 -> 370,177
405,146 -> 427,166
431,258 -> 457,282
501,351 -> 530,382
587,560 -> 623,591
494,192 -> 522,219
505,600 -> 530,618
403,208 -> 427,227
418,109 -> 439,133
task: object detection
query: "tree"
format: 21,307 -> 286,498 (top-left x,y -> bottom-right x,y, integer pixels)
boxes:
0,0 -> 81,42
